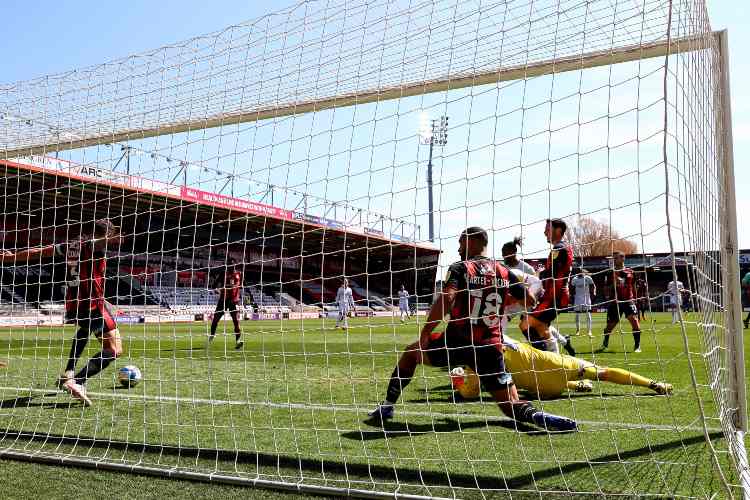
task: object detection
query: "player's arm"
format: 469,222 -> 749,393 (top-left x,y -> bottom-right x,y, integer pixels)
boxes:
418,286 -> 455,350
419,263 -> 461,350
590,277 -> 597,302
1,243 -> 61,264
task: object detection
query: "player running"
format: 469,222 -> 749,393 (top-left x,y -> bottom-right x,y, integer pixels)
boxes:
451,335 -> 673,400
368,227 -> 577,432
571,269 -> 596,337
209,260 -> 244,349
397,285 -> 411,322
519,219 -> 575,356
502,237 -> 536,275
666,278 -> 684,325
601,251 -> 642,353
1,219 -> 122,406
335,278 -> 355,329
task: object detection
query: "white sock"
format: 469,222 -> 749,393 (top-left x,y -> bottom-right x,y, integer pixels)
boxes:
587,312 -> 592,333
575,313 -> 581,331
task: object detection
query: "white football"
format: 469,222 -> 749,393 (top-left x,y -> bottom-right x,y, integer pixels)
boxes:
118,365 -> 142,388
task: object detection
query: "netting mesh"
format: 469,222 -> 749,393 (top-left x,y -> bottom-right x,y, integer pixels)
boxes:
0,0 -> 747,497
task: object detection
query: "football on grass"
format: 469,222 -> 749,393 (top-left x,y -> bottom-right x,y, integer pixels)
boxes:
118,365 -> 142,388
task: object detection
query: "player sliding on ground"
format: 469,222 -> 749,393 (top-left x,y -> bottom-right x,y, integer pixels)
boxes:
1,219 -> 122,407
519,219 -> 575,356
451,335 -> 672,400
369,227 -> 577,432
601,251 -> 642,353
209,260 -> 244,349
335,278 -> 355,329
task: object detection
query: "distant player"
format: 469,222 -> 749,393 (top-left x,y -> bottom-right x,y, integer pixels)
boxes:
397,285 -> 410,322
453,335 -> 673,400
601,251 -> 642,353
335,278 -> 355,329
571,270 -> 596,337
742,271 -> 750,329
666,278 -> 684,325
636,277 -> 648,321
519,219 -> 575,356
1,219 -> 122,406
368,227 -> 577,432
502,237 -> 536,275
209,260 -> 243,349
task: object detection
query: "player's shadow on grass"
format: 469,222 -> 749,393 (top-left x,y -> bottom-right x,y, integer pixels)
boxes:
0,394 -> 85,409
349,416 -> 543,440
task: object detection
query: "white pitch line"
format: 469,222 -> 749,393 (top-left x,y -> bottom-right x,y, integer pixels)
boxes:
0,385 -> 722,434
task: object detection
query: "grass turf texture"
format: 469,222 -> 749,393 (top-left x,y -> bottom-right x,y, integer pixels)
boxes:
0,312 -> 742,498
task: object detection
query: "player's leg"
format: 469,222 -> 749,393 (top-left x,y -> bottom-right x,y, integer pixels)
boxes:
58,324 -> 91,387
369,339 -> 432,419
210,302 -> 225,340
73,310 -> 122,387
574,306 -> 581,334
585,305 -> 593,336
745,309 -> 750,329
671,299 -> 679,324
228,302 -> 243,348
582,365 -> 672,395
474,346 -> 576,431
626,311 -> 642,352
601,303 -> 620,350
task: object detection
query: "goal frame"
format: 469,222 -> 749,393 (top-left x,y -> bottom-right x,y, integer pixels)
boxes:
0,24 -> 746,499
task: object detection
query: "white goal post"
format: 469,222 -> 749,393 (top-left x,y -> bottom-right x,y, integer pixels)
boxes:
0,1 -> 747,498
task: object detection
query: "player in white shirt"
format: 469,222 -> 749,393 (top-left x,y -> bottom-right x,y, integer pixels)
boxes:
666,279 -> 684,324
335,278 -> 356,329
502,237 -> 537,276
571,270 -> 596,337
502,269 -> 571,355
397,285 -> 410,322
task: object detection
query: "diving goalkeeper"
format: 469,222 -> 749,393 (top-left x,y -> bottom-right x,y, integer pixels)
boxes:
452,335 -> 673,400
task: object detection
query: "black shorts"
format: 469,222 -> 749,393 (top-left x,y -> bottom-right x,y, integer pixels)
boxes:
425,334 -> 513,391
530,307 -> 558,325
216,300 -> 239,313
607,301 -> 638,323
65,304 -> 117,336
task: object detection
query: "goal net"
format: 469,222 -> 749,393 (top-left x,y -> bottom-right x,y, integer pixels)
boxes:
0,0 -> 747,497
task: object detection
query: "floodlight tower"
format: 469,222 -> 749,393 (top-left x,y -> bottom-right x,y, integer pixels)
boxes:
419,114 -> 448,242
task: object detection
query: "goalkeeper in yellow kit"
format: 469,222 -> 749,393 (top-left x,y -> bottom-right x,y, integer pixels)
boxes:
452,335 -> 673,400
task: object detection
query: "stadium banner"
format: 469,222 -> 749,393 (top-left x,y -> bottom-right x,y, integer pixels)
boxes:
251,312 -> 284,320
117,315 -> 146,324
0,316 -> 63,327
288,312 -> 319,320
180,186 -> 294,220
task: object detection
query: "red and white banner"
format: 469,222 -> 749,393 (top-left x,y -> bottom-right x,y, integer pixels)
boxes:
180,186 -> 294,220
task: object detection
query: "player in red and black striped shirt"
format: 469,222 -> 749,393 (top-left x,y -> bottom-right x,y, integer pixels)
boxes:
519,218 -> 575,356
209,261 -> 244,349
1,219 -> 122,406
601,251 -> 642,352
368,227 -> 577,432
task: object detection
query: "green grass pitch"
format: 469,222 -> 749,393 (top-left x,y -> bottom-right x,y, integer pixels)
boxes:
0,312 -> 744,498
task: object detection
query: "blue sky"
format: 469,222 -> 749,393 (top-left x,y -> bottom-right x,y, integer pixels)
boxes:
0,1 -> 746,264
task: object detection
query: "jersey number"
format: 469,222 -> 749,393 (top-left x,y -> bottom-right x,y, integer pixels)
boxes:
469,290 -> 500,328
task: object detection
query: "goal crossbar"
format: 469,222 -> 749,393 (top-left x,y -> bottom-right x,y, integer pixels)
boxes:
1,32 -> 715,159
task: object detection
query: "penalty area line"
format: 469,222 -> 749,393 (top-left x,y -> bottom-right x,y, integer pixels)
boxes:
0,385 -> 720,434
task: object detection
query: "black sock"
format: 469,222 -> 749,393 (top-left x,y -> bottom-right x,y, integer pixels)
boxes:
210,312 -> 223,336
603,331 -> 611,347
65,328 -> 90,372
745,312 -> 750,324
74,349 -> 116,385
633,330 -> 641,349
511,401 -> 539,423
385,365 -> 414,404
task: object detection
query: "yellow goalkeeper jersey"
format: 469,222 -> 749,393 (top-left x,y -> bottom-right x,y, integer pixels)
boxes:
503,337 -> 593,399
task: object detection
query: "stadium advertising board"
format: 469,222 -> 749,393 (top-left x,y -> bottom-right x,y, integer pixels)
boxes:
180,187 -> 294,220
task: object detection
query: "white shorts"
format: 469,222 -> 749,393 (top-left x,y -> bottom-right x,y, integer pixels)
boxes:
574,303 -> 591,312
399,305 -> 409,312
